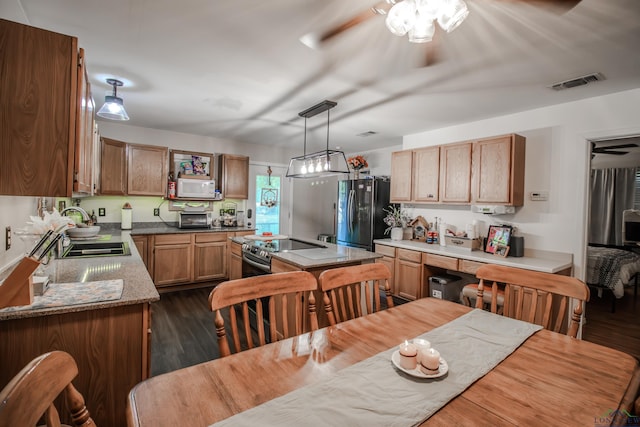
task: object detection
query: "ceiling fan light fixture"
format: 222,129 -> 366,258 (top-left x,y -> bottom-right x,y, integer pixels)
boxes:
97,78 -> 130,121
385,0 -> 469,42
386,0 -> 417,36
437,0 -> 469,33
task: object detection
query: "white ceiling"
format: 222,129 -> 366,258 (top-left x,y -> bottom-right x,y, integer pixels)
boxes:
7,0 -> 640,154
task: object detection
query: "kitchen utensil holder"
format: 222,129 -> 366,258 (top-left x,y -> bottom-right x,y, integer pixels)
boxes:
0,256 -> 40,309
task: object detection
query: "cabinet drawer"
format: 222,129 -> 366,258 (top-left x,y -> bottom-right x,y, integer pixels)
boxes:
423,253 -> 459,270
375,244 -> 396,257
230,242 -> 242,256
397,248 -> 422,263
459,259 -> 485,275
154,234 -> 192,245
195,232 -> 227,243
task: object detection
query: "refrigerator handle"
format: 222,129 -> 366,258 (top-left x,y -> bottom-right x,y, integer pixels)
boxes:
348,189 -> 355,234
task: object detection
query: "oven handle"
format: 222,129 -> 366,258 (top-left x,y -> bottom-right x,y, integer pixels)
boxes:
242,254 -> 271,273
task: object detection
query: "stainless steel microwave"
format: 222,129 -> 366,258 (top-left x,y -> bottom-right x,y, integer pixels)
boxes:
176,178 -> 217,199
178,212 -> 212,229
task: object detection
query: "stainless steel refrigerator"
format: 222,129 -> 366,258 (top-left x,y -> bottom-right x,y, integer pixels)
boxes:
337,178 -> 393,251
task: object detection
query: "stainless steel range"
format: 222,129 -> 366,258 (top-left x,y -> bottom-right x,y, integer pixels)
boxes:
241,238 -> 326,275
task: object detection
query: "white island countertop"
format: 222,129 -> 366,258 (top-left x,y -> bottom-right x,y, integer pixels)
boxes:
374,239 -> 573,274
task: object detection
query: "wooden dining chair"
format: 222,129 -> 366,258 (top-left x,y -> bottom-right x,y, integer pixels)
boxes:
0,350 -> 96,427
461,282 -> 505,314
208,271 -> 318,357
317,263 -> 393,326
474,264 -> 590,338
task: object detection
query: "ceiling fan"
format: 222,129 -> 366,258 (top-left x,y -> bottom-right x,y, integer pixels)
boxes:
300,0 -> 582,64
591,142 -> 640,157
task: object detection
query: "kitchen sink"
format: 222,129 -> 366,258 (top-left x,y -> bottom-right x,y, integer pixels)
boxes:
60,241 -> 131,259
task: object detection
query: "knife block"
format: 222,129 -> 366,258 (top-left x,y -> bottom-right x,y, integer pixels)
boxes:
0,257 -> 40,309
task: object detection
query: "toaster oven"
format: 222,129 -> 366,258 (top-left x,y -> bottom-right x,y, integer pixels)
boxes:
178,212 -> 212,229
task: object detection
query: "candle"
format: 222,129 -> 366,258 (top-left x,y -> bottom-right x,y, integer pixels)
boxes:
398,340 -> 418,370
412,339 -> 431,364
420,348 -> 440,374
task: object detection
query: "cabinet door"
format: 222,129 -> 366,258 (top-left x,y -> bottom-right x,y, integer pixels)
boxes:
73,48 -> 94,195
128,144 -> 168,196
395,259 -> 422,301
440,142 -> 472,203
132,235 -> 149,270
413,146 -> 440,202
100,138 -> 127,195
472,134 -> 525,206
219,154 -> 249,199
229,242 -> 243,280
153,235 -> 193,287
375,256 -> 395,294
0,19 -> 77,197
194,234 -> 228,281
390,150 -> 413,202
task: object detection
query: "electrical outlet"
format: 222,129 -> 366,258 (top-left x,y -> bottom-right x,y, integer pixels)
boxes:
153,208 -> 160,216
98,208 -> 106,216
5,226 -> 11,250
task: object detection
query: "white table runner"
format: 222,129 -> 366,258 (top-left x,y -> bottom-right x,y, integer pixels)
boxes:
210,309 -> 543,427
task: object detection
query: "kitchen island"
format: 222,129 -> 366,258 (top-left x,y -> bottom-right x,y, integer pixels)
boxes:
0,231 -> 159,427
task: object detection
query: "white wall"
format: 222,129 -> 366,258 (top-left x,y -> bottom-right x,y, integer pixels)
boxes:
402,88 -> 640,281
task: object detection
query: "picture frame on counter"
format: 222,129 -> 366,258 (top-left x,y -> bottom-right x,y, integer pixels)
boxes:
495,245 -> 510,257
485,225 -> 512,254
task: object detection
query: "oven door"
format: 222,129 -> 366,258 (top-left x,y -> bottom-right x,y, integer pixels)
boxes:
241,251 -> 272,340
242,252 -> 271,277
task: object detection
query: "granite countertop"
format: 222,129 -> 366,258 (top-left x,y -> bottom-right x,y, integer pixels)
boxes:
373,239 -> 573,274
230,236 -> 381,269
0,231 -> 159,321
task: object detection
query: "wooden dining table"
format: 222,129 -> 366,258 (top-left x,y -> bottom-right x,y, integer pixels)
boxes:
128,298 -> 640,426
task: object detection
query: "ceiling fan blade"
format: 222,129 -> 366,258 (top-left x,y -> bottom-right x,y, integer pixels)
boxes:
496,0 -> 582,14
300,1 -> 392,49
597,143 -> 638,150
593,150 -> 629,155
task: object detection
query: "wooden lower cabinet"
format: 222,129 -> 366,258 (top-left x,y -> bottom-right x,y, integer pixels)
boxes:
229,241 -> 243,280
132,235 -> 149,269
374,244 -> 396,294
152,234 -> 194,287
395,249 -> 423,301
0,303 -> 150,427
194,233 -> 228,281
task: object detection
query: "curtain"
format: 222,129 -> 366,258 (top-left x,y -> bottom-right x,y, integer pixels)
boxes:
589,167 -> 637,245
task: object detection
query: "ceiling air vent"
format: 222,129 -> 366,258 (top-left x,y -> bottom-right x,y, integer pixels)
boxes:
357,131 -> 377,137
549,73 -> 605,91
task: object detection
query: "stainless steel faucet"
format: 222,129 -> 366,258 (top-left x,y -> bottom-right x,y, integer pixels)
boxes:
60,206 -> 91,224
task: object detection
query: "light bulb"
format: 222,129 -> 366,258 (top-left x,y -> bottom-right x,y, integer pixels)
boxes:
301,162 -> 307,174
385,0 -> 417,36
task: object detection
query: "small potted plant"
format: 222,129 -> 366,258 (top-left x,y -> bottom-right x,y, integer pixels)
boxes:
383,205 -> 411,241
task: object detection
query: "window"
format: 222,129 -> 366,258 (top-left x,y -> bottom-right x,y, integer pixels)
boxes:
255,174 -> 280,234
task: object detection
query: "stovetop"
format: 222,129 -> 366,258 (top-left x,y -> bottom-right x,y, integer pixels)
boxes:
249,238 -> 325,253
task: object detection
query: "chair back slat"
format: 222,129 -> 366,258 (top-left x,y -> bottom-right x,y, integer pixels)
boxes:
209,271 -> 318,357
475,265 -> 589,338
0,351 -> 96,427
318,264 -> 393,326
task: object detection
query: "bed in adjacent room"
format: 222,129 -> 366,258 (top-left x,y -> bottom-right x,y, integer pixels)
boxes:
586,245 -> 640,298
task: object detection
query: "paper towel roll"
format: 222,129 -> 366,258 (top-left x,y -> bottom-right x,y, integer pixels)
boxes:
121,206 -> 132,230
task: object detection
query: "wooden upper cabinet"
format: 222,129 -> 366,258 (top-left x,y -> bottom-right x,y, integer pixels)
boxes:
218,154 -> 249,199
100,138 -> 127,195
0,19 -> 78,197
128,143 -> 168,196
413,146 -> 440,202
74,48 -> 95,195
440,142 -> 472,203
472,134 -> 526,206
390,150 -> 413,202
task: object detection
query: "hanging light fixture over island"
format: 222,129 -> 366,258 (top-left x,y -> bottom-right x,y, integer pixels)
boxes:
286,100 -> 350,178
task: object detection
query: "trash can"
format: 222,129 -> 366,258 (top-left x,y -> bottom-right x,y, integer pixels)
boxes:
429,274 -> 464,303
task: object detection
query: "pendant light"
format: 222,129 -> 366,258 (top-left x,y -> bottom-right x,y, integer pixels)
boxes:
97,78 -> 130,121
286,100 -> 350,178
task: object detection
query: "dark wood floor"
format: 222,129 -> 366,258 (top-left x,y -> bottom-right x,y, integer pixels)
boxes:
150,284 -> 640,376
